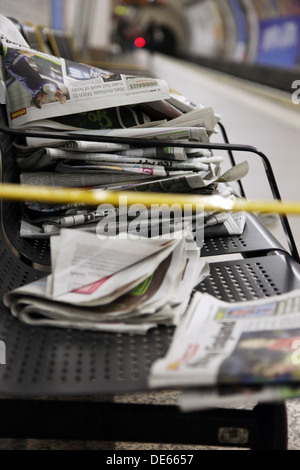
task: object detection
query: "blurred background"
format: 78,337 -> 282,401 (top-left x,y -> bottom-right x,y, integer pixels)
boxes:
0,0 -> 300,90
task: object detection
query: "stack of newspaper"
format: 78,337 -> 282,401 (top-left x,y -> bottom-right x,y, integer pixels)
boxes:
3,229 -> 209,333
0,16 -> 245,338
2,15 -> 300,408
16,110 -> 249,240
149,290 -> 300,408
0,24 -> 249,240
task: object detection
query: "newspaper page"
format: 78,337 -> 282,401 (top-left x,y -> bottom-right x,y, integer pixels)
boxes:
0,15 -> 29,104
0,36 -> 170,128
0,15 -> 29,47
45,148 -> 213,170
19,171 -> 153,188
3,229 -> 207,333
17,105 -> 217,133
50,228 -> 182,297
149,290 -> 300,388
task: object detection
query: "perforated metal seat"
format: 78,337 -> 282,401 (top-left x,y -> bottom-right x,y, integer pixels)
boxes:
203,212 -> 286,257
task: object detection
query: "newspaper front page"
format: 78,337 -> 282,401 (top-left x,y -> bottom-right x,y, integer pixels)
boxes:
149,290 -> 300,388
0,36 -> 170,128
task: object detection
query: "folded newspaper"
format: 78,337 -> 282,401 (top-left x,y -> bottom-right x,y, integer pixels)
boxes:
0,23 -> 219,137
3,229 -> 209,333
0,37 -> 171,128
149,290 -> 300,388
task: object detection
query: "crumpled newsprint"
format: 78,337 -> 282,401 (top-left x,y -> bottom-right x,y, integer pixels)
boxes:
0,34 -> 170,129
4,229 -> 209,333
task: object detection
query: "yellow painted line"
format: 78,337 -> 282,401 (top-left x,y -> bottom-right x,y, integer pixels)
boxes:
1,183 -> 300,216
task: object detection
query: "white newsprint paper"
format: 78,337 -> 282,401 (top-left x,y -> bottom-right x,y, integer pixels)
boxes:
0,36 -> 170,128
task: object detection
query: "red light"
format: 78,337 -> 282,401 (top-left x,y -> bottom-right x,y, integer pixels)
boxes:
135,37 -> 146,48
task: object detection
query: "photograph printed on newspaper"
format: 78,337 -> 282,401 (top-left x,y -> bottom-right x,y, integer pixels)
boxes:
149,290 -> 300,388
0,36 -> 170,128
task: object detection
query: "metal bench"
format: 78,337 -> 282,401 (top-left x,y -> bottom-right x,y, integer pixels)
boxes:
0,104 -> 299,450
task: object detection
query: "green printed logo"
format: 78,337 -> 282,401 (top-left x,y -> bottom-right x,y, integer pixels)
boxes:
131,274 -> 154,296
78,110 -> 113,128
